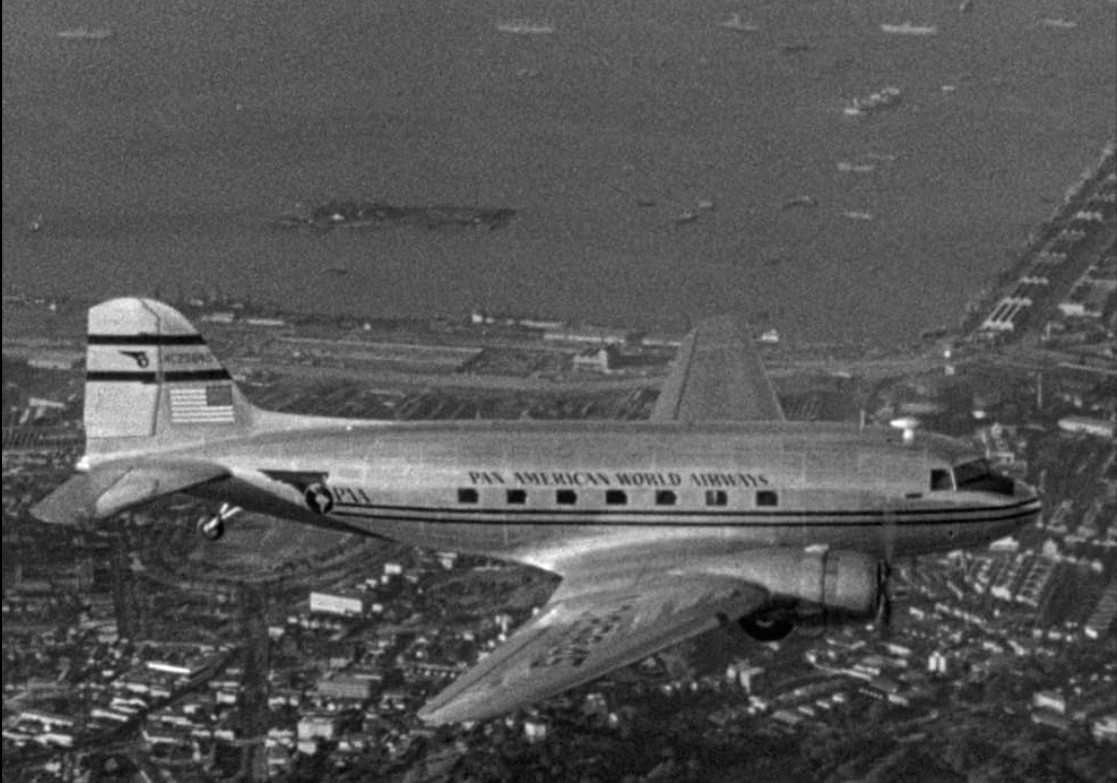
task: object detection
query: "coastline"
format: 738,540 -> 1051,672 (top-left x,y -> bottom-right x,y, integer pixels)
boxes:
3,0 -> 1115,347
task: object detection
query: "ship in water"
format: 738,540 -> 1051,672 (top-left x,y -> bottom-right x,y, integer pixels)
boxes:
56,27 -> 115,41
719,13 -> 759,32
837,161 -> 877,173
880,22 -> 938,36
496,20 -> 555,35
843,86 -> 902,117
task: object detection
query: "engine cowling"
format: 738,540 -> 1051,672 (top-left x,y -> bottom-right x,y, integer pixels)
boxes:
707,548 -> 881,620
798,549 -> 880,617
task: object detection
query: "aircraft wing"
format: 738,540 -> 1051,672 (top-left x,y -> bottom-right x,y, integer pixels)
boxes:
650,315 -> 784,422
418,573 -> 767,724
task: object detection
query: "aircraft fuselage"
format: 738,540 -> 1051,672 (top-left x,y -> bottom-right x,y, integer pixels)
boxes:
33,299 -> 1046,724
181,418 -> 1039,576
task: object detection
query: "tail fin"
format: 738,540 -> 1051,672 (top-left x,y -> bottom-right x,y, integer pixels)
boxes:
84,298 -> 257,461
32,297 -> 326,526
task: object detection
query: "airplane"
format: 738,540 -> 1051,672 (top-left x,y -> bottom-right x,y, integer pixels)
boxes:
33,298 -> 1041,724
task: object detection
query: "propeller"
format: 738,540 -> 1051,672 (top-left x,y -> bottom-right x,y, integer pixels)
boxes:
217,502 -> 241,522
876,415 -> 921,635
197,503 -> 242,541
876,560 -> 894,639
877,495 -> 898,639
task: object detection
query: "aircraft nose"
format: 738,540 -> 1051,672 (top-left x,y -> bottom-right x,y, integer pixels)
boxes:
1014,479 -> 1038,500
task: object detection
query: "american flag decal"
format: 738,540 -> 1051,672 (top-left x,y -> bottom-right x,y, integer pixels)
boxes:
168,384 -> 235,423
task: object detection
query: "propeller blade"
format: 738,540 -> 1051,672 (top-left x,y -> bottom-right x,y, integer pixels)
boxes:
877,560 -> 893,639
218,503 -> 242,522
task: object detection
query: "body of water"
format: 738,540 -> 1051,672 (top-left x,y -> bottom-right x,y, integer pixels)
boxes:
3,0 -> 1115,345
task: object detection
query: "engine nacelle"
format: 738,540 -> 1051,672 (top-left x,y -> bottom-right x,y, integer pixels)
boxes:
704,548 -> 881,619
794,549 -> 880,617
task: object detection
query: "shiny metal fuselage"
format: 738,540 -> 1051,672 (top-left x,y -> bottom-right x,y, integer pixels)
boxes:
184,418 -> 1040,576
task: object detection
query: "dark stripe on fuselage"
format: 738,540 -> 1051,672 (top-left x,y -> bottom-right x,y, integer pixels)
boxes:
86,369 -> 231,383
88,334 -> 207,346
333,497 -> 1037,520
330,500 -> 1040,528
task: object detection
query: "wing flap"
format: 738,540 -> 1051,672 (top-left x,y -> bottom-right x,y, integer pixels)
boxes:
651,315 -> 784,422
418,575 -> 767,724
32,460 -> 229,525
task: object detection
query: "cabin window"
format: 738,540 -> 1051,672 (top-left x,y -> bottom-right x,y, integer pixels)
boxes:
756,490 -> 779,508
556,489 -> 577,505
655,490 -> 677,506
506,489 -> 527,505
605,489 -> 627,506
457,488 -> 478,504
930,469 -> 953,491
705,489 -> 728,507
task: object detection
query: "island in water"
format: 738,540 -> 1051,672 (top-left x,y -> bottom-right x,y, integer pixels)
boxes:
276,199 -> 516,232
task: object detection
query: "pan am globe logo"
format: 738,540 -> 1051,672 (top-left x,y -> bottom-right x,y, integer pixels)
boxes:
260,470 -> 335,513
304,483 -> 334,514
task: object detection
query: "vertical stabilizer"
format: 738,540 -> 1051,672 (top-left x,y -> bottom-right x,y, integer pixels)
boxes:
85,298 -> 256,460
649,315 -> 785,423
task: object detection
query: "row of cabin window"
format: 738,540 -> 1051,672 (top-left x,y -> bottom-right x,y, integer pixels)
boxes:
456,487 -> 779,508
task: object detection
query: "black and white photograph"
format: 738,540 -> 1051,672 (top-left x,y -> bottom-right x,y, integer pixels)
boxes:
3,0 -> 1115,780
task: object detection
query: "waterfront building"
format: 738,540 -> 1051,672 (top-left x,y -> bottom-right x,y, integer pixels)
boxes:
1058,416 -> 1115,439
309,591 -> 364,616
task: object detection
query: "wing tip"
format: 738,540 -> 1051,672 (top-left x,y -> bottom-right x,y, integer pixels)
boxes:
30,474 -> 96,526
416,699 -> 489,726
416,707 -> 450,726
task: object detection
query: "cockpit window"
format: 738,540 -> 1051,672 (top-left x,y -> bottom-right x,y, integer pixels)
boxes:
952,459 -> 1014,496
930,469 -> 953,491
953,459 -> 993,488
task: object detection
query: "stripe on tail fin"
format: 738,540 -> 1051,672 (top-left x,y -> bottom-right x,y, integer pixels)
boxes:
84,298 -> 254,460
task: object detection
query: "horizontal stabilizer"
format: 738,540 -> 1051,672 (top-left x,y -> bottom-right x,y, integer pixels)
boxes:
32,460 -> 229,526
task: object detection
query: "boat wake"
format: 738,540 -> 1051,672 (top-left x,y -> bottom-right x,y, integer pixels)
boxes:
496,21 -> 555,35
56,27 -> 114,41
